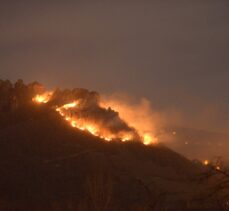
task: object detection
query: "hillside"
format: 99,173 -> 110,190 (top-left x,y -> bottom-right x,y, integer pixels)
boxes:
0,105 -> 209,210
0,80 -> 228,210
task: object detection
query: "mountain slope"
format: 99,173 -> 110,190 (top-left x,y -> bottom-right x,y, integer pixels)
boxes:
0,105 -> 207,210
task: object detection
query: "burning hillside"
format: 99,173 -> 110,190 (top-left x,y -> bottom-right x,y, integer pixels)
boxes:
32,88 -> 158,145
1,79 -> 229,210
0,79 -> 157,145
1,79 -> 228,163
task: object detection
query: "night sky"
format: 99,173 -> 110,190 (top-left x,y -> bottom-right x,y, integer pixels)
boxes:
1,0 -> 229,132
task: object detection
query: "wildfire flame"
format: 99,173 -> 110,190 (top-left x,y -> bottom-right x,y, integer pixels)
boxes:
32,92 -> 53,104
33,92 -> 158,145
143,133 -> 157,145
100,97 -> 158,145
56,102 -> 131,142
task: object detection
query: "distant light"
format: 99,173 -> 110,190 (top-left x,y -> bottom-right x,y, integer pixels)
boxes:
172,131 -> 176,135
203,160 -> 209,165
216,166 -> 220,170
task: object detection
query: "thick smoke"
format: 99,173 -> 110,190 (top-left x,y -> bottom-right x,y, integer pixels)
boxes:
0,79 -> 140,141
48,88 -> 139,140
100,93 -> 163,142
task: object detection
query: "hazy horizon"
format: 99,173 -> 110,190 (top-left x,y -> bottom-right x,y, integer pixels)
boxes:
1,0 -> 228,133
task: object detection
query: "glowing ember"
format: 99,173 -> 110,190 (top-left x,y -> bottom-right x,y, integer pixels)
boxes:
63,101 -> 78,109
121,134 -> 133,142
71,120 -> 77,127
203,160 -> 221,171
203,160 -> 209,165
216,166 -> 220,170
65,117 -> 71,121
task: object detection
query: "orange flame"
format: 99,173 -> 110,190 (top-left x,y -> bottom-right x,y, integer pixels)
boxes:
33,92 -> 53,104
143,133 -> 158,145
203,160 -> 209,166
100,96 -> 159,145
33,92 -> 159,145
63,101 -> 78,109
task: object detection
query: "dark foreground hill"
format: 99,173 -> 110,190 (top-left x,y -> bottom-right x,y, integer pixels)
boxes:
0,105 -> 227,210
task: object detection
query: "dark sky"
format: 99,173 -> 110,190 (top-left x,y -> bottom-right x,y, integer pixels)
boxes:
1,0 -> 229,132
